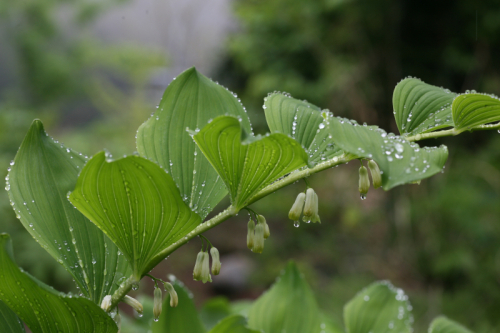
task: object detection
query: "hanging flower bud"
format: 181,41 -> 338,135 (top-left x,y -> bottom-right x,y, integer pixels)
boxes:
257,215 -> 270,239
359,165 -> 370,199
153,286 -> 162,321
247,219 -> 255,250
163,282 -> 178,307
303,188 -> 321,223
289,192 -> 306,222
368,160 -> 382,188
101,295 -> 112,312
114,312 -> 121,330
210,247 -> 221,275
193,251 -> 205,281
123,295 -> 143,314
200,251 -> 212,283
252,223 -> 265,253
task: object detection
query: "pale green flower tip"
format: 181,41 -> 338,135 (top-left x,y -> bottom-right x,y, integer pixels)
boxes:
163,282 -> 178,307
368,160 -> 382,188
252,223 -> 265,253
358,166 -> 370,195
153,287 -> 163,320
247,219 -> 255,250
201,251 -> 212,283
193,251 -> 205,281
100,295 -> 112,312
289,192 -> 306,221
123,295 -> 143,314
257,214 -> 270,239
210,247 -> 221,275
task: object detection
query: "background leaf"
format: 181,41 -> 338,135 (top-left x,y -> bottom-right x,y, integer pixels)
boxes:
452,93 -> 500,131
136,67 -> 252,219
264,92 -> 343,166
194,116 -> 308,210
208,315 -> 260,333
326,115 -> 448,190
200,297 -> 232,330
0,233 -> 117,333
344,281 -> 413,333
69,153 -> 201,278
152,281 -> 206,333
429,316 -> 474,333
393,78 -> 457,135
6,120 -> 129,304
247,261 -> 321,333
0,300 -> 26,333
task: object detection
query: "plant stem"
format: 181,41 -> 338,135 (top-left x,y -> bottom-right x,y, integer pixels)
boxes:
406,121 -> 500,142
108,276 -> 137,312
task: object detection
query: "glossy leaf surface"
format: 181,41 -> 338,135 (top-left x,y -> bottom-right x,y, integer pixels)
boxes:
137,67 -> 252,219
194,116 -> 308,209
247,261 -> 321,333
393,78 -> 456,135
344,281 -> 413,333
69,153 -> 201,278
200,297 -> 231,330
429,316 -> 473,333
264,93 -> 342,165
152,281 -> 205,333
0,300 -> 26,333
208,315 -> 260,333
0,234 -> 117,333
452,93 -> 500,131
7,120 -> 129,303
326,116 -> 448,190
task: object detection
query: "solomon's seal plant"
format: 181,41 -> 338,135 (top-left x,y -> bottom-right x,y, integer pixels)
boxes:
1,69 -> 496,332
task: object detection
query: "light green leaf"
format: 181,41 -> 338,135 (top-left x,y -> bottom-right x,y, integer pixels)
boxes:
69,153 -> 201,279
393,78 -> 457,135
247,261 -> 321,333
452,93 -> 500,131
429,316 -> 474,333
208,315 -> 260,333
0,233 -> 117,333
137,67 -> 252,219
6,120 -> 130,304
194,116 -> 308,210
152,281 -> 206,333
326,115 -> 448,190
344,281 -> 413,333
264,92 -> 343,165
0,300 -> 26,333
200,297 -> 231,330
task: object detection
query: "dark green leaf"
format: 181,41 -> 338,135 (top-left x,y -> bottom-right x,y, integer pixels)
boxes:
152,281 -> 205,333
344,281 -> 413,333
208,315 -> 260,333
0,300 -> 26,333
452,93 -> 500,131
7,120 -> 130,304
200,297 -> 231,330
69,153 -> 201,279
137,67 -> 252,219
326,116 -> 448,190
247,261 -> 321,333
393,78 -> 456,135
0,233 -> 117,333
264,92 -> 343,165
429,316 -> 473,333
194,116 -> 308,210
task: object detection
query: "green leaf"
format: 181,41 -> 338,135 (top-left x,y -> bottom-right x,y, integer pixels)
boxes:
152,281 -> 206,333
69,153 -> 201,279
137,67 -> 252,219
208,315 -> 260,333
264,92 -> 343,165
194,116 -> 308,210
326,116 -> 448,190
429,316 -> 474,333
0,233 -> 117,333
6,120 -> 130,304
393,78 -> 457,135
452,93 -> 500,131
0,300 -> 26,333
200,297 -> 231,330
344,281 -> 413,333
247,261 -> 321,333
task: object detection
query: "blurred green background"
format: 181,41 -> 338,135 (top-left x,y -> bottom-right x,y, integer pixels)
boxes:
1,0 -> 500,332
